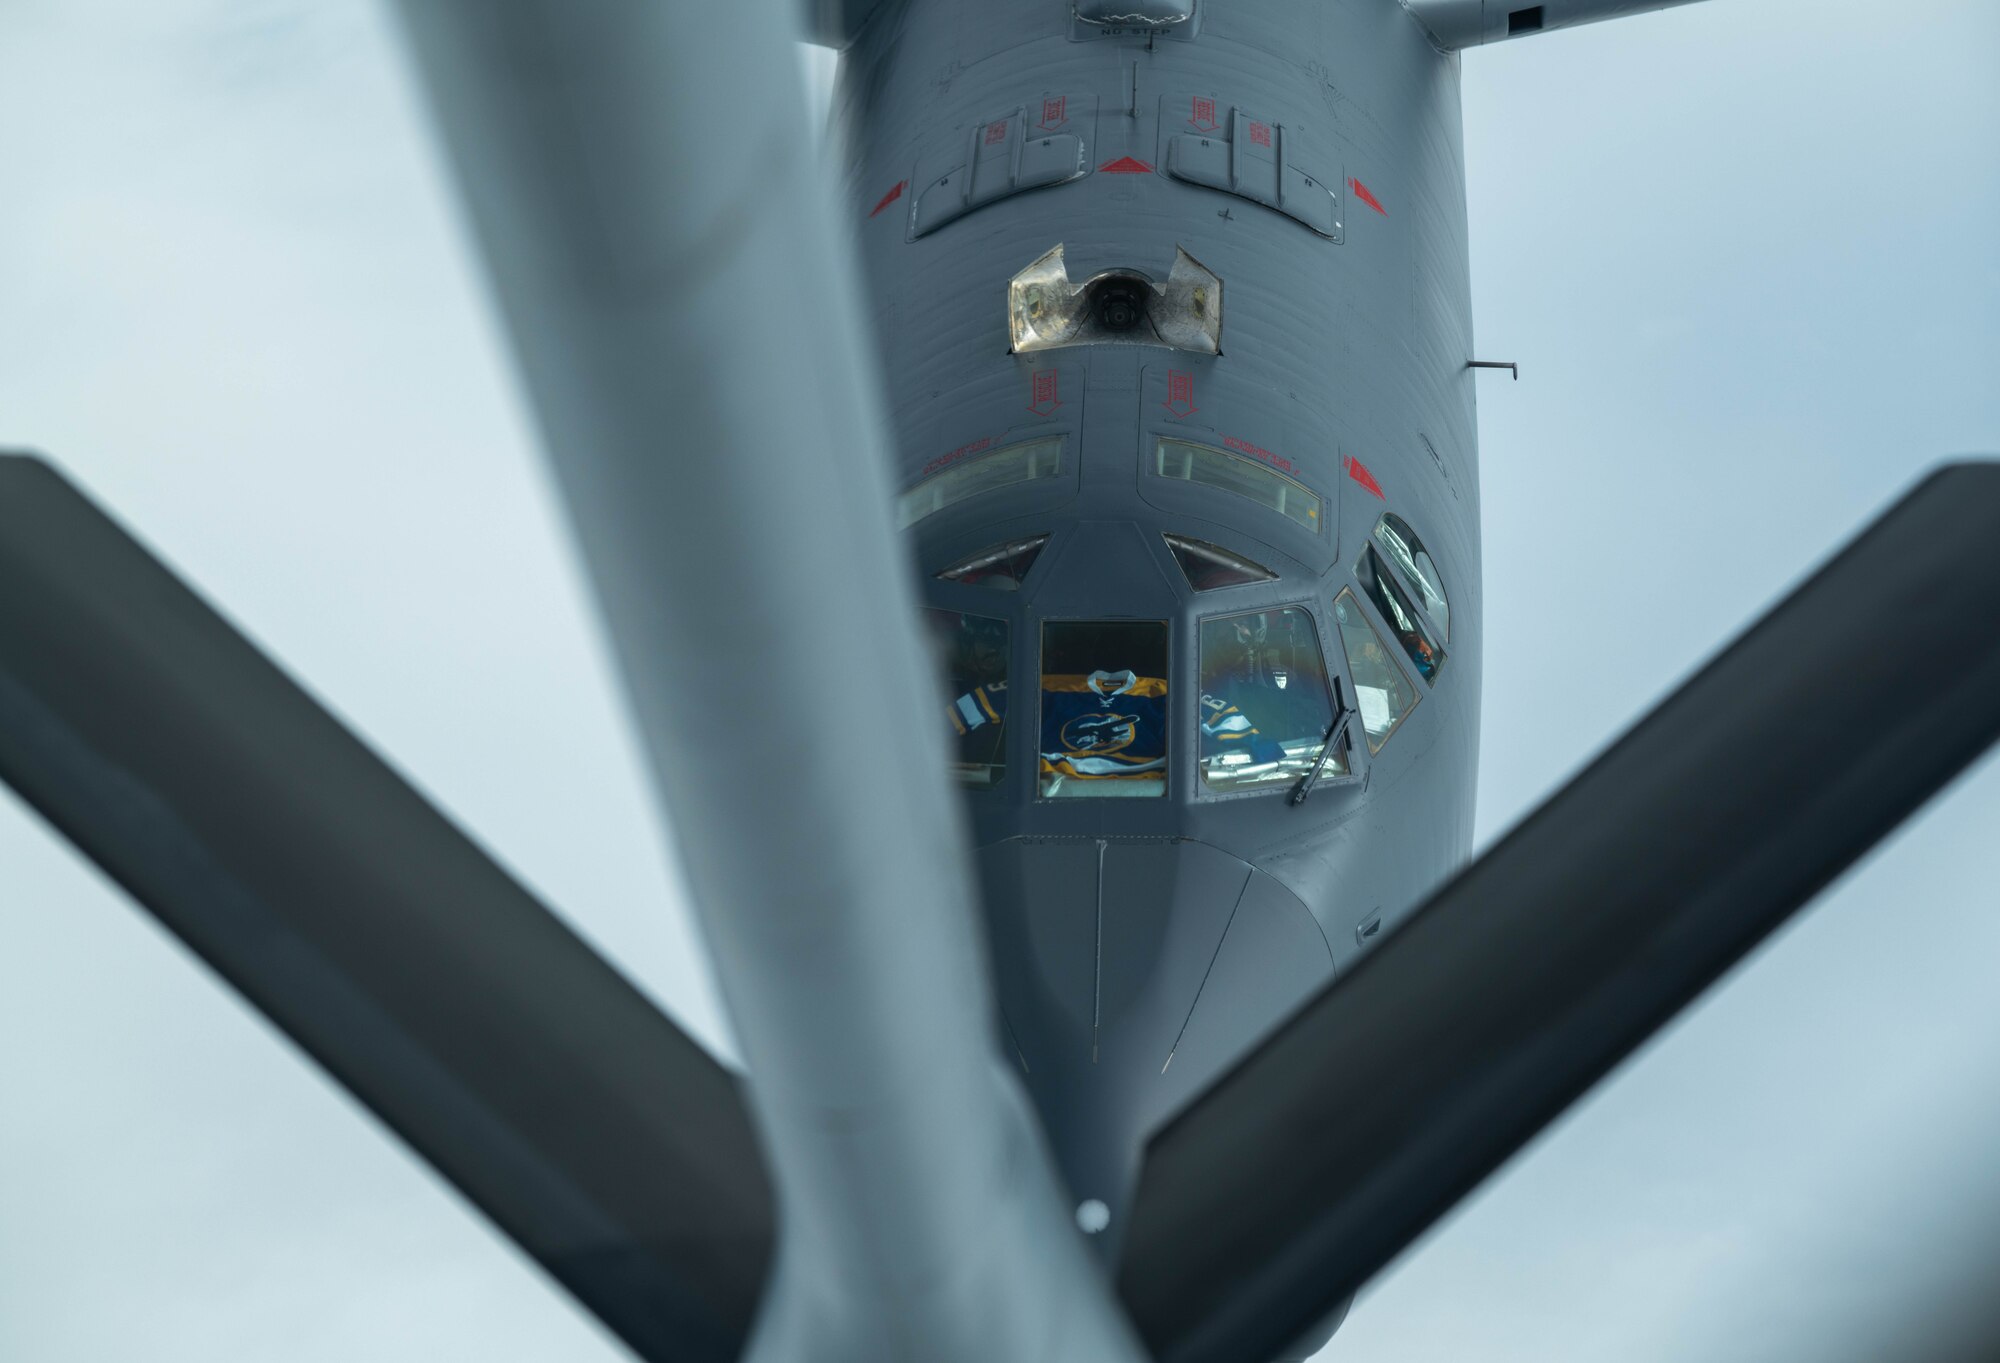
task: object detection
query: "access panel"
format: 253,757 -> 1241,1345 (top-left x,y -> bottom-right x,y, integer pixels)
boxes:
909,96 -> 1095,239
1158,96 -> 1343,240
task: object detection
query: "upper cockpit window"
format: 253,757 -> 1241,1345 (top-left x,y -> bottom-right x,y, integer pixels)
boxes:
936,534 -> 1050,591
1164,533 -> 1278,591
897,438 -> 1064,530
1355,544 -> 1446,685
923,609 -> 1010,787
1372,513 -> 1449,642
1039,620 -> 1169,798
1155,438 -> 1322,532
1331,588 -> 1418,752
1199,606 -> 1346,792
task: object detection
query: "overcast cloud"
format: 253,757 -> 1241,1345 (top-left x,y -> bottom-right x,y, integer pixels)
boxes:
2,2 -> 1997,1360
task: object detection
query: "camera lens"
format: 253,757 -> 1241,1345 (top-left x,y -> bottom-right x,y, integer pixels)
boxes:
1093,280 -> 1146,333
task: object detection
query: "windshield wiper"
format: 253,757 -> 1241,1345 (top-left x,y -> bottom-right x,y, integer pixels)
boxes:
1290,699 -> 1355,807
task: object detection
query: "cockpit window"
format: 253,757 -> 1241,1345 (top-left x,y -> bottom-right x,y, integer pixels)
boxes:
936,534 -> 1050,591
1039,620 -> 1169,797
923,608 -> 1010,787
1331,588 -> 1417,752
1163,533 -> 1278,591
1199,606 -> 1347,792
896,437 -> 1064,529
1356,544 -> 1446,685
1155,438 -> 1322,532
1372,513 -> 1449,642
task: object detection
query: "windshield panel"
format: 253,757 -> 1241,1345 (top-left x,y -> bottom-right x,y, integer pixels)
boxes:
1331,588 -> 1417,751
1199,606 -> 1345,792
923,608 -> 1010,787
1040,620 -> 1169,797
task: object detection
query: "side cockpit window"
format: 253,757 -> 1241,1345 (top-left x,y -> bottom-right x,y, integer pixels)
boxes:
1356,544 -> 1446,684
1039,621 -> 1169,797
1372,513 -> 1449,642
1331,588 -> 1418,752
1199,606 -> 1347,792
923,609 -> 1010,787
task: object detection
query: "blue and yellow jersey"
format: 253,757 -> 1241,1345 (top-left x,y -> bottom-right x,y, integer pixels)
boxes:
947,678 -> 1009,770
1199,692 -> 1285,765
948,679 -> 1008,735
1039,671 -> 1169,780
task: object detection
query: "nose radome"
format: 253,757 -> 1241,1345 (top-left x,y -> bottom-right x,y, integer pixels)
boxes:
975,837 -> 1334,1263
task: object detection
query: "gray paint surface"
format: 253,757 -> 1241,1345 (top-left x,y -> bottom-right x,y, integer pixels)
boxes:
1120,461 -> 2000,1363
1405,0 -> 1711,49
0,2 -> 1995,1361
0,455 -> 775,1362
839,6 -> 1481,1315
393,4 -> 1145,1361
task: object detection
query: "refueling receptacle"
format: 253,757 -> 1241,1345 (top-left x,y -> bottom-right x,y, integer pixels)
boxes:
1008,243 -> 1224,354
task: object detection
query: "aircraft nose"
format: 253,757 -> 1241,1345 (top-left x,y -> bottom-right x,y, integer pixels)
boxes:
976,837 -> 1334,1263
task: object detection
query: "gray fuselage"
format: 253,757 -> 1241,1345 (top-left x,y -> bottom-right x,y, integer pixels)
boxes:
838,0 -> 1482,1308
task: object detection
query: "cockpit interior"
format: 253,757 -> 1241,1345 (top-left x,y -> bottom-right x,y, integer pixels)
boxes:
921,499 -> 1452,803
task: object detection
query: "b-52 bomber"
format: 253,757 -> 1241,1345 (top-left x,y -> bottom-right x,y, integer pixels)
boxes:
2,2 -> 1996,1362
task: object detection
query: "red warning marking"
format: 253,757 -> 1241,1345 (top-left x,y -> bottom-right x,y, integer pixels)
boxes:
1038,96 -> 1068,131
985,120 -> 1010,146
1344,455 -> 1386,499
1248,121 -> 1272,148
1189,96 -> 1219,132
1350,177 -> 1387,216
1028,369 -> 1063,417
922,435 -> 994,477
1100,156 -> 1154,174
1163,371 -> 1198,419
869,180 -> 906,218
1225,434 -> 1296,475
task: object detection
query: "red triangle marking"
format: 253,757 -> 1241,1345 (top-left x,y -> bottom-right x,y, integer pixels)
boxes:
1099,156 -> 1154,174
1344,455 -> 1386,500
1349,177 -> 1387,216
869,180 -> 907,218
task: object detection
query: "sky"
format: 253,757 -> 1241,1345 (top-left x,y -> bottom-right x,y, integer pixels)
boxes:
1,2 -> 1997,1360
